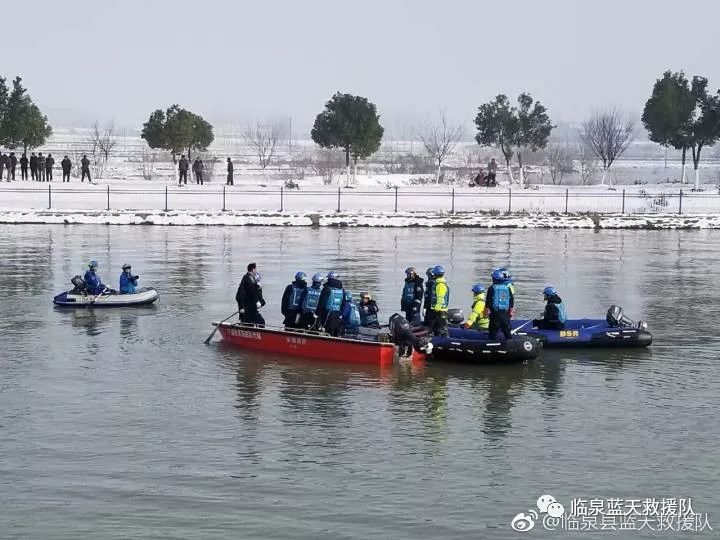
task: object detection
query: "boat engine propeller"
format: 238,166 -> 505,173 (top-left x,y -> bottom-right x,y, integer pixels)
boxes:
606,305 -> 647,330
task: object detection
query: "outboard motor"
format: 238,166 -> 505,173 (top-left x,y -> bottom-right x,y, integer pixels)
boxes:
606,305 -> 636,328
389,313 -> 431,355
447,308 -> 464,325
70,275 -> 86,292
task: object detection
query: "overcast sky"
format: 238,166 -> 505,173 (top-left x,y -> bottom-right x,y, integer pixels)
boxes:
4,0 -> 720,134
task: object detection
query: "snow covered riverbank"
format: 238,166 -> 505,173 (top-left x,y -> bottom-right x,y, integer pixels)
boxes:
1,208 -> 719,229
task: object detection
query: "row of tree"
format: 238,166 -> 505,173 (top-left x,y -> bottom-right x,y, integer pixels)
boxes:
0,76 -> 52,153
129,72 -> 720,189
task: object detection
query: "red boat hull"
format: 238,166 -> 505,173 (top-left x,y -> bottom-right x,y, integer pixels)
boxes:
216,323 -> 398,365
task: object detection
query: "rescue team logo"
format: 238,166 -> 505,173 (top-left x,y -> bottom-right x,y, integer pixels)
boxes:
510,494 -> 713,533
511,495 -> 565,532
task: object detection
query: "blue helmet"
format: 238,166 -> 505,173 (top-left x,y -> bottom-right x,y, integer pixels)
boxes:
89,260 -> 98,269
432,265 -> 445,276
294,271 -> 306,281
491,268 -> 506,282
405,266 -> 417,276
472,283 -> 485,294
311,272 -> 323,284
543,286 -> 557,297
327,271 -> 338,280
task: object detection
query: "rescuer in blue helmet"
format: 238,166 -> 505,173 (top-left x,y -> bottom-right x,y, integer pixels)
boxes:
400,266 -> 424,324
484,268 -> 515,340
429,265 -> 450,337
281,271 -> 308,328
464,283 -> 489,330
84,260 -> 105,295
532,286 -> 567,330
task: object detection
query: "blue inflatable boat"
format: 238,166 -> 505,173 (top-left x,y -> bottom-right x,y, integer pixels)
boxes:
449,305 -> 652,349
430,333 -> 542,363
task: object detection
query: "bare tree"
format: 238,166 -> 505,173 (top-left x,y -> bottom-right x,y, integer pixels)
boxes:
85,121 -> 117,178
576,143 -> 597,186
416,111 -> 464,182
242,122 -> 280,170
580,109 -> 635,188
546,143 -> 574,185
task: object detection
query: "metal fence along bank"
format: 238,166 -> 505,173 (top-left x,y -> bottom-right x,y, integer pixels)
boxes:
0,185 -> 718,214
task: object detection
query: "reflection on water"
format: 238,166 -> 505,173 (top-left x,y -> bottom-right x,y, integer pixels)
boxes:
0,225 -> 719,540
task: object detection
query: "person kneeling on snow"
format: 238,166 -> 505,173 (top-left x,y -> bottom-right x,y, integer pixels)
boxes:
84,260 -> 105,295
119,264 -> 139,294
533,286 -> 567,330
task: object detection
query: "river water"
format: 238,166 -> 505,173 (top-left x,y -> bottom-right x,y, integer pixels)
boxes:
1,225 -> 718,539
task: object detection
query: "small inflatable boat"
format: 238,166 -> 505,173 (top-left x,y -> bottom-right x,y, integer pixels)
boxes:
53,275 -> 159,307
431,332 -> 541,363
450,305 -> 652,349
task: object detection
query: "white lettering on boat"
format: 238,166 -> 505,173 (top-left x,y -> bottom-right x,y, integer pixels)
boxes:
286,337 -> 307,346
230,329 -> 262,340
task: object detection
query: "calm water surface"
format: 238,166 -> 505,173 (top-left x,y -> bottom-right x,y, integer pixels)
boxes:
0,225 -> 718,539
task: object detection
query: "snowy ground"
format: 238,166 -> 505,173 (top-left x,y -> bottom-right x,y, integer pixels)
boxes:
1,208 -> 719,229
1,179 -> 719,215
2,129 -> 720,224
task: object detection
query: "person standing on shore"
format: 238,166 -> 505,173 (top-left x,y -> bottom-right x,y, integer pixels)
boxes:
81,155 -> 91,183
45,153 -> 55,181
30,152 -> 38,181
37,153 -> 46,181
9,152 -> 17,181
61,155 -> 72,182
487,158 -> 497,186
226,157 -> 234,186
20,153 -> 28,180
192,158 -> 204,185
178,155 -> 189,185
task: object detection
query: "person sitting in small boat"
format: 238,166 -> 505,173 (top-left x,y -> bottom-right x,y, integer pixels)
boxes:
297,273 -> 323,329
463,283 -> 489,330
341,291 -> 361,335
400,267 -> 424,324
533,286 -> 567,330
119,263 -> 139,294
84,260 -> 105,295
484,268 -> 514,341
359,292 -> 380,328
281,271 -> 307,328
317,271 -> 344,327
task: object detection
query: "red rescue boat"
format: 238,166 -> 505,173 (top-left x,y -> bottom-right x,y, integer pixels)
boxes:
214,322 -> 421,365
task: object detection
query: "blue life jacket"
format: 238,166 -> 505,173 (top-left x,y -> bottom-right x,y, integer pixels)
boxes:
492,283 -> 511,311
401,281 -> 415,309
84,270 -> 103,294
325,287 -> 344,313
286,284 -> 305,311
556,302 -> 567,323
302,286 -> 321,314
360,303 -> 379,327
119,273 -> 137,294
342,301 -> 361,328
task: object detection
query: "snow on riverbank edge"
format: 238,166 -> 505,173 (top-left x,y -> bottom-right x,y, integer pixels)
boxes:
1,209 -> 720,229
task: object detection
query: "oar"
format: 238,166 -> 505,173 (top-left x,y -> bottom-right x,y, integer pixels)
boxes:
511,320 -> 533,335
87,287 -> 108,307
204,311 -> 239,344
